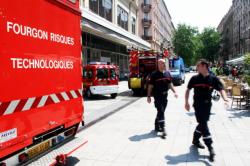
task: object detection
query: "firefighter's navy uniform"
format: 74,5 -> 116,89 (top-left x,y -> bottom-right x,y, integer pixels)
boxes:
149,70 -> 172,131
187,73 -> 223,149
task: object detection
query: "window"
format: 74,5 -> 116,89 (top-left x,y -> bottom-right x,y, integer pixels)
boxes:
83,69 -> 93,79
144,13 -> 149,19
132,17 -> 136,34
117,6 -> 128,30
144,27 -> 149,36
89,0 -> 113,22
110,69 -> 116,79
97,68 -> 109,79
68,0 -> 76,3
90,0 -> 98,13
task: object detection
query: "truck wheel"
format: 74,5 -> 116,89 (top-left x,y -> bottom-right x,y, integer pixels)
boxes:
86,89 -> 92,98
179,79 -> 183,85
111,93 -> 117,99
132,89 -> 140,96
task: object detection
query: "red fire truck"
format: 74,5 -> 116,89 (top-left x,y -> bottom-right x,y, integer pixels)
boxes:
128,50 -> 167,94
82,62 -> 119,99
0,0 -> 83,165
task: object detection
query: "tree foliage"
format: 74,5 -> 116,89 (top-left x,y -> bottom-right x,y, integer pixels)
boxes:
243,53 -> 250,85
199,28 -> 221,62
172,24 -> 198,66
172,25 -> 221,65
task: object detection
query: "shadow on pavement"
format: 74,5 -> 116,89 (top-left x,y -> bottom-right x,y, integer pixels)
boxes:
186,112 -> 195,116
84,95 -> 113,101
129,130 -> 159,142
65,156 -> 80,166
186,112 -> 216,117
118,90 -> 134,97
165,145 -> 212,166
228,109 -> 250,118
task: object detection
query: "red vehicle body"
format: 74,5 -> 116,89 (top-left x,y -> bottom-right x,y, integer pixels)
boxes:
0,0 -> 83,165
128,51 -> 164,94
82,63 -> 119,99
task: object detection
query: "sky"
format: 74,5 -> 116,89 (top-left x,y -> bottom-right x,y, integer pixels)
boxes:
164,0 -> 232,31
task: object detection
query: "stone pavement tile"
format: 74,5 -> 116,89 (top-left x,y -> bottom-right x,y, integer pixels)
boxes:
109,162 -> 130,166
74,159 -> 95,166
147,160 -> 168,166
70,77 -> 250,166
91,160 -> 112,166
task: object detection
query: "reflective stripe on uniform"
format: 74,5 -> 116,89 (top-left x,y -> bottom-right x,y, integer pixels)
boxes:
203,135 -> 212,139
195,130 -> 202,134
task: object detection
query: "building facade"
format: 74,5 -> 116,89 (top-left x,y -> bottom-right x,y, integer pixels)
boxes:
138,0 -> 175,52
218,7 -> 234,60
80,0 -> 151,78
232,0 -> 250,57
218,0 -> 250,60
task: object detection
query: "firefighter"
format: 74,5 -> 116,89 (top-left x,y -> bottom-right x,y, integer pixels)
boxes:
147,59 -> 178,139
185,59 -> 229,162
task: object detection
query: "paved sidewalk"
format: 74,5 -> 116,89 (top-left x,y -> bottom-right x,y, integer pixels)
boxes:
82,81 -> 134,127
72,83 -> 250,166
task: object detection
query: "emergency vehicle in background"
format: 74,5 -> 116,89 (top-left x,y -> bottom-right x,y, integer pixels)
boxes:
128,50 -> 167,94
169,56 -> 185,86
82,62 -> 119,99
0,0 -> 83,165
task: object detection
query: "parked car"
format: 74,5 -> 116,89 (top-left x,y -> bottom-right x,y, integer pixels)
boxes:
82,62 -> 119,99
185,67 -> 191,73
190,66 -> 197,72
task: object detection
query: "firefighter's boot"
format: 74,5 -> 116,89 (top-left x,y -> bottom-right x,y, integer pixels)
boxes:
192,130 -> 205,149
161,129 -> 167,139
208,147 -> 215,162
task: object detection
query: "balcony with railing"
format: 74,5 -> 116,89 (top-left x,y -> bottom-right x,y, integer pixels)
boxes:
142,18 -> 152,27
141,2 -> 152,13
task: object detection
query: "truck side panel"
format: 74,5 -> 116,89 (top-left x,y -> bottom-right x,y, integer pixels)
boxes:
0,0 -> 83,159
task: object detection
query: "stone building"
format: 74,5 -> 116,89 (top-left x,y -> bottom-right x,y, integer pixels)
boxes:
218,0 -> 250,60
218,7 -> 234,60
138,0 -> 175,52
232,0 -> 250,56
80,0 -> 151,78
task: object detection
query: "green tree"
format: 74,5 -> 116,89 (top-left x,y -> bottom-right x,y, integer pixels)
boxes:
199,28 -> 221,62
192,34 -> 203,64
243,53 -> 250,85
172,24 -> 199,66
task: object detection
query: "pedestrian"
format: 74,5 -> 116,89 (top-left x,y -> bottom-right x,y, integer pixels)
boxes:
185,59 -> 229,162
223,65 -> 230,76
211,65 -> 217,75
147,59 -> 178,139
232,66 -> 237,79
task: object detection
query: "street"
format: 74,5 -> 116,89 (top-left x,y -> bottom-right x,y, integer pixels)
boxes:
30,73 -> 250,166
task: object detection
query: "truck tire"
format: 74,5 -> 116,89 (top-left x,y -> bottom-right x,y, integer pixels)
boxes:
111,93 -> 117,99
132,89 -> 140,96
86,89 -> 93,98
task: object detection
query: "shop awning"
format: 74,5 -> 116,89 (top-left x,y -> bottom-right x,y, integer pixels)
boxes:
81,8 -> 151,50
226,56 -> 245,65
